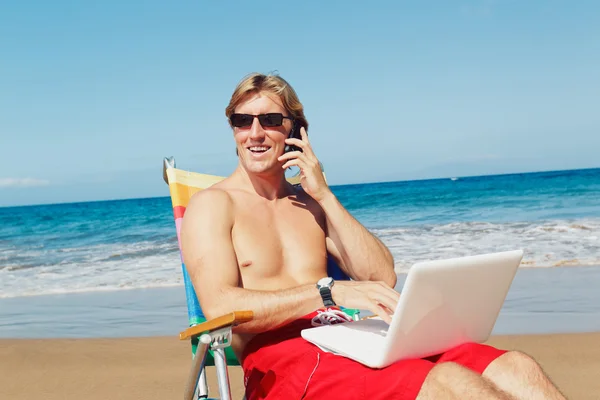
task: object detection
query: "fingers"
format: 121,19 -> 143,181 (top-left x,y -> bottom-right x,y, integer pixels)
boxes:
281,159 -> 301,170
286,127 -> 315,157
378,281 -> 401,302
369,285 -> 398,322
283,137 -> 306,152
367,303 -> 393,324
278,151 -> 303,162
373,281 -> 400,304
335,281 -> 399,325
371,291 -> 398,316
366,285 -> 398,324
300,126 -> 309,141
279,148 -> 318,171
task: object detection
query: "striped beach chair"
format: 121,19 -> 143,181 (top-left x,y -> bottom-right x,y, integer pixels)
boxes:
162,157 -> 359,400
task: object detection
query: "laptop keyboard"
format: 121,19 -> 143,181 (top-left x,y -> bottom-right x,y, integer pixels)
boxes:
314,319 -> 389,346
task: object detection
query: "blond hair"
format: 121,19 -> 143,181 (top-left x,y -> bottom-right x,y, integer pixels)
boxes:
225,72 -> 309,131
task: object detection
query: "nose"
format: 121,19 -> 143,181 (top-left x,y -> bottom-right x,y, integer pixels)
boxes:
248,117 -> 266,140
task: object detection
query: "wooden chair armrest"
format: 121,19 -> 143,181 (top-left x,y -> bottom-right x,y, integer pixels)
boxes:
179,311 -> 253,340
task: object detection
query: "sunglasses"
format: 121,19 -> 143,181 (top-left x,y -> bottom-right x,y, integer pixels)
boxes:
230,113 -> 293,128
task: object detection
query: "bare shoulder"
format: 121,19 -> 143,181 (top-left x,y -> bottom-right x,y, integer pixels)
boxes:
184,185 -> 235,226
188,185 -> 233,207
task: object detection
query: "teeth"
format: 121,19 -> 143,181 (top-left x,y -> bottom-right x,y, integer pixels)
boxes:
249,146 -> 269,151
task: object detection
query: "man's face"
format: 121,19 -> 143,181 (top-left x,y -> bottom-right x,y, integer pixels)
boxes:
232,91 -> 292,175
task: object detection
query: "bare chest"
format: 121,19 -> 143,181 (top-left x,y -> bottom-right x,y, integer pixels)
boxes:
230,197 -> 327,289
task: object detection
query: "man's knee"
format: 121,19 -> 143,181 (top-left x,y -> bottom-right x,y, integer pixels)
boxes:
486,350 -> 546,380
427,361 -> 480,384
419,362 -> 509,399
502,350 -> 544,374
430,361 -> 470,375
418,362 -> 468,399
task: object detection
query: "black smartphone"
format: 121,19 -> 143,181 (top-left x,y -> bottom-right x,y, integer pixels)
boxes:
284,121 -> 303,153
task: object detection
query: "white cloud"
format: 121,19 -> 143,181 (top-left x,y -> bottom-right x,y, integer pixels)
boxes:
0,178 -> 51,188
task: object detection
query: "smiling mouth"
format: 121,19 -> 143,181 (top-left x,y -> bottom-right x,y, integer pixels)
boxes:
248,146 -> 271,154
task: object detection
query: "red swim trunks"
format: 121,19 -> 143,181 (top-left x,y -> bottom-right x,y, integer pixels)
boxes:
241,309 -> 506,400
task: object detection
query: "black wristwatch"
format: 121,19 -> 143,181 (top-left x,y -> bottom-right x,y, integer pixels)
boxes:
316,277 -> 336,307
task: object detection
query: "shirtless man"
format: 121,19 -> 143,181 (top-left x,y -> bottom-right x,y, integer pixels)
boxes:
180,73 -> 566,399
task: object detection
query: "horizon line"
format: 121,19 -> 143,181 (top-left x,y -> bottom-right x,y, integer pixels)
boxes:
1,165 -> 598,209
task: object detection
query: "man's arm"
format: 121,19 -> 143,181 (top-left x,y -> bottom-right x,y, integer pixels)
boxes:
180,188 -> 400,330
320,192 -> 397,287
278,127 -> 396,287
179,189 -> 325,333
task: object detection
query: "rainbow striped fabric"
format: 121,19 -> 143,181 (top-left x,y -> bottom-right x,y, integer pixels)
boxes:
164,167 -> 227,325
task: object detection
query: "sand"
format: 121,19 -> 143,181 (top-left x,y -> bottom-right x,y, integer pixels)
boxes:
1,332 -> 599,399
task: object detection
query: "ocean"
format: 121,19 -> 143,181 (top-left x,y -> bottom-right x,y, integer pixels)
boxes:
1,167 -> 600,337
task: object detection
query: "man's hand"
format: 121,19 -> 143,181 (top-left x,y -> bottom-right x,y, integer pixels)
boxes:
277,127 -> 332,203
332,280 -> 400,324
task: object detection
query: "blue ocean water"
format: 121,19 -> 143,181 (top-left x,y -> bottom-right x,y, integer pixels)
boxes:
1,168 -> 599,299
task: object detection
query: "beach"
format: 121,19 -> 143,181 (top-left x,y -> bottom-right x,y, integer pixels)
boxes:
2,169 -> 600,398
1,332 -> 600,399
2,267 -> 600,399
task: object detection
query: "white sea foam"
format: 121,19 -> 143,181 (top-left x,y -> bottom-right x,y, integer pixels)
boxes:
374,218 -> 600,272
1,241 -> 184,299
1,218 -> 599,299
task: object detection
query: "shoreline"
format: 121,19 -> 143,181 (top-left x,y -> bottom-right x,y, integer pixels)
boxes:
1,262 -> 598,301
3,266 -> 600,339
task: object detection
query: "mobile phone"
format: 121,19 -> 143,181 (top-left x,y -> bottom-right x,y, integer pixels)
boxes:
284,121 -> 303,153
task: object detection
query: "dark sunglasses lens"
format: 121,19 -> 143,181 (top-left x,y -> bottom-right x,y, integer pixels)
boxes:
259,113 -> 284,127
231,114 -> 253,127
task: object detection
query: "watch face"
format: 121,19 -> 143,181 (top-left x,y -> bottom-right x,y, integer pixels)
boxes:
317,277 -> 333,287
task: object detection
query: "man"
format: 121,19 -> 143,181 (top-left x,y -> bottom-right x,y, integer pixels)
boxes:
180,73 -> 565,399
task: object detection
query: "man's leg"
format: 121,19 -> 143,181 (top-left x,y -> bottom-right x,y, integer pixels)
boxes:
482,351 -> 566,400
417,362 -> 514,399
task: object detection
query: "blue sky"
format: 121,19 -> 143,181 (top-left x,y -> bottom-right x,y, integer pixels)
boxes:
1,0 -> 599,207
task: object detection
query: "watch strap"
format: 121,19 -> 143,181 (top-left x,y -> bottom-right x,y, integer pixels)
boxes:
319,286 -> 336,307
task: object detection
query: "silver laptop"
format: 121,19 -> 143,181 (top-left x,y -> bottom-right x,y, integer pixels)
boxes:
301,250 -> 523,368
